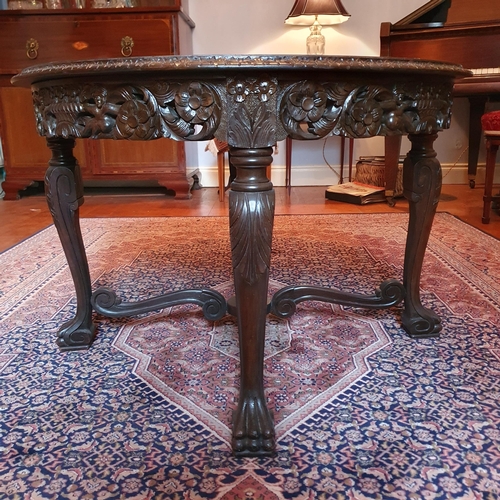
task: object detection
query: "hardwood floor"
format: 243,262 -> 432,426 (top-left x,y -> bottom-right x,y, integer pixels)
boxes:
1,183 -> 499,253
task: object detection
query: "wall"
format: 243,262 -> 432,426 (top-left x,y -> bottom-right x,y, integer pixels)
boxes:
187,0 -> 476,187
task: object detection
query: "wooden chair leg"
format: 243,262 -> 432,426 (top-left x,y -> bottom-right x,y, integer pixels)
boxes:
266,165 -> 271,181
385,135 -> 402,202
482,137 -> 499,224
217,150 -> 225,202
348,137 -> 354,182
339,136 -> 345,183
285,137 -> 292,194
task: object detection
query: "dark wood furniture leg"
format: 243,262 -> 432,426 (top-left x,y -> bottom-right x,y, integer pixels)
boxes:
401,133 -> 442,338
217,147 -> 226,202
228,146 -> 276,457
482,136 -> 500,224
45,138 -> 96,351
339,136 -> 345,183
467,97 -> 487,188
1,180 -> 36,200
285,137 -> 292,194
348,137 -> 354,181
385,135 -> 402,206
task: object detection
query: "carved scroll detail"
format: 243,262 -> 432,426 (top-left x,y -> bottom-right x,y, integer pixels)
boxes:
45,138 -> 95,350
33,81 -> 221,141
280,81 -> 453,140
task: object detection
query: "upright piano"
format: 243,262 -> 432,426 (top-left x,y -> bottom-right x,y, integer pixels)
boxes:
380,0 -> 500,189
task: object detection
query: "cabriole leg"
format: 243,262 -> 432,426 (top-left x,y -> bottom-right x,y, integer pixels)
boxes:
402,133 -> 442,338
45,138 -> 96,350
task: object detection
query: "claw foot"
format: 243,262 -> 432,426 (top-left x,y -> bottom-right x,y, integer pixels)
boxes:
232,396 -> 275,457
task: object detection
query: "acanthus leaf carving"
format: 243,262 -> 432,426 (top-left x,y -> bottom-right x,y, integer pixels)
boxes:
252,102 -> 275,147
226,75 -> 278,148
228,104 -> 253,147
230,191 -> 274,286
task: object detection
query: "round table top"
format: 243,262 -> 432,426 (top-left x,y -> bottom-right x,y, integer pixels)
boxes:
12,54 -> 471,87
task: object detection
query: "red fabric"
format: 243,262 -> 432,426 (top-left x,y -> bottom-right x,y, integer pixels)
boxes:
481,110 -> 500,132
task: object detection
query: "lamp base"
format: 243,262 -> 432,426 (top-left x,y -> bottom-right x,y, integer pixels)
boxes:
306,20 -> 325,55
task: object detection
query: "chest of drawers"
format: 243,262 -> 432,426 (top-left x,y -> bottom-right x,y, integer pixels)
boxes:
0,5 -> 195,199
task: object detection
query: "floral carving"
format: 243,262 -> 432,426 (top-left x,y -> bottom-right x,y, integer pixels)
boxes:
342,86 -> 397,137
227,75 -> 277,104
281,81 -> 350,139
253,78 -> 277,102
116,99 -> 156,140
174,82 -> 216,123
26,57 -> 457,145
78,85 -> 160,140
287,82 -> 327,123
227,78 -> 251,103
281,81 -> 454,140
32,81 -> 221,142
347,97 -> 382,135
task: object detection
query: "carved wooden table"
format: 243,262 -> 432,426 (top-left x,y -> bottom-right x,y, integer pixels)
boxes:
12,55 -> 469,458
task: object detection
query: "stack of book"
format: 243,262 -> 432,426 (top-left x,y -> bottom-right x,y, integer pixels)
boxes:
325,182 -> 386,205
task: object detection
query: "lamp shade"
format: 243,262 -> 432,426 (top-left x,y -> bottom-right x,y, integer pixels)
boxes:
285,0 -> 350,25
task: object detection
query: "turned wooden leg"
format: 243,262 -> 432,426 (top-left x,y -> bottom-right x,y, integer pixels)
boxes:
228,146 -> 275,457
385,135 -> 402,205
467,96 -> 486,188
401,133 -> 442,338
285,137 -> 292,193
482,137 -> 499,224
45,138 -> 96,350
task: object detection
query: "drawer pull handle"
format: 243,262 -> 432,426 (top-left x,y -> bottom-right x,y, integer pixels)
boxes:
121,36 -> 134,57
26,38 -> 39,60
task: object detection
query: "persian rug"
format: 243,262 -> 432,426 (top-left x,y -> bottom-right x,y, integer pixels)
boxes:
1,213 -> 499,499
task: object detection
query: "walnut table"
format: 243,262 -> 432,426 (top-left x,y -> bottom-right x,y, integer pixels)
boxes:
12,55 -> 470,457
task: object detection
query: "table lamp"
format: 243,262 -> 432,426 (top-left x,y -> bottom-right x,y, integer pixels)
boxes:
285,0 -> 350,55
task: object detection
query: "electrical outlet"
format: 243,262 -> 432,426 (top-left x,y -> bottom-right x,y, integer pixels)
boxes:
455,139 -> 463,149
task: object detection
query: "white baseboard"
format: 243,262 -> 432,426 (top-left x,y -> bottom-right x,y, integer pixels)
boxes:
196,163 -> 491,188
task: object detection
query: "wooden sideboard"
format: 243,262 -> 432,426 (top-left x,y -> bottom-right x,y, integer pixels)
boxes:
0,2 -> 195,199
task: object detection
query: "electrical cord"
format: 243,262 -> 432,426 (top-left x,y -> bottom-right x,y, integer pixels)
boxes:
322,137 -> 341,182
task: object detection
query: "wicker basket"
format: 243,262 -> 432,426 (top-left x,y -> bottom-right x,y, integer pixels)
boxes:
354,156 -> 403,197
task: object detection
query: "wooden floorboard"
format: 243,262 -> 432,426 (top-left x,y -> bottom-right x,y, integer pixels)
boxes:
1,184 -> 499,253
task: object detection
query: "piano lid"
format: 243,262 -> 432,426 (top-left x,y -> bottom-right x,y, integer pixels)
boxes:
393,0 -> 499,28
395,0 -> 451,27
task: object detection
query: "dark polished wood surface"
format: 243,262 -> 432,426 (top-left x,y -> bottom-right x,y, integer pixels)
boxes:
0,7 -> 194,200
12,54 -> 468,457
380,0 -> 500,188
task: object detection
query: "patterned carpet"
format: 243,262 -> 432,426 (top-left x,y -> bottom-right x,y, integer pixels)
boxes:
1,213 -> 499,499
